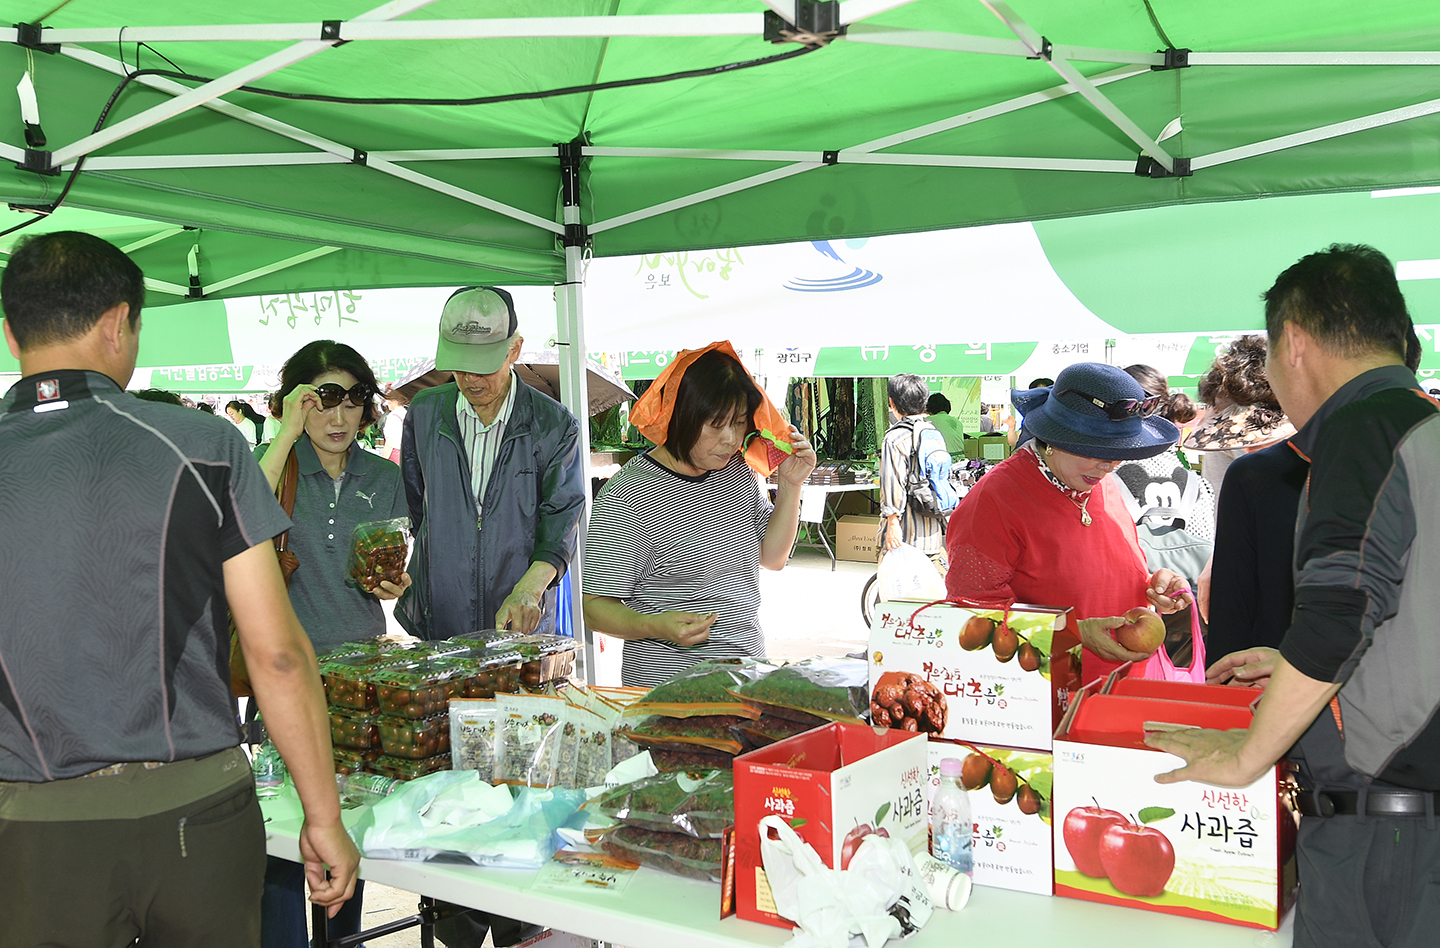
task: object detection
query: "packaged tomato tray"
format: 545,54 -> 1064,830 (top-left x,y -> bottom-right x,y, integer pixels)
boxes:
372,662 -> 460,718
368,753 -> 452,781
503,634 -> 578,687
329,707 -> 381,751
320,653 -> 413,711
332,747 -> 381,776
346,518 -> 411,594
443,651 -> 525,699
443,629 -> 525,650
378,712 -> 452,760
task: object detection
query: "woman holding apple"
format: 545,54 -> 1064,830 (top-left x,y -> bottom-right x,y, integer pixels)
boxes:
945,362 -> 1193,683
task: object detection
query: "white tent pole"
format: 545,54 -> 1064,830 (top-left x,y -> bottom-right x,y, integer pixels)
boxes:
980,1 -> 1174,171
554,146 -> 593,683
589,162 -> 821,235
49,0 -> 444,168
1189,51 -> 1440,66
1192,95 -> 1440,171
82,153 -> 349,171
843,26 -> 1030,56
844,153 -> 1135,171
203,246 -> 343,295
56,46 -> 563,236
119,227 -> 188,254
143,278 -> 190,297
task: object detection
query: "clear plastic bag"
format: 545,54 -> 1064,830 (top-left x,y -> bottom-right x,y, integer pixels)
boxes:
589,769 -> 733,839
495,692 -> 570,788
346,517 -> 411,594
449,698 -> 499,780
600,824 -> 724,882
732,658 -> 869,724
621,660 -> 772,720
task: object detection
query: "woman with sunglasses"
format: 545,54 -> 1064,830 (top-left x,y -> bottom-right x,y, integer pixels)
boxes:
945,362 -> 1194,683
256,340 -> 409,948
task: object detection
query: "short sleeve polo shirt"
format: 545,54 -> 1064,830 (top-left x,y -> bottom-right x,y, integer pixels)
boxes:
0,370 -> 291,782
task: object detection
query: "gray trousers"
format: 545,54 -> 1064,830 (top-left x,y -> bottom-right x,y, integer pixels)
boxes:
1295,811 -> 1440,948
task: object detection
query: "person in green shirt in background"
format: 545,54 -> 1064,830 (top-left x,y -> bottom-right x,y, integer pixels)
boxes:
926,392 -> 965,455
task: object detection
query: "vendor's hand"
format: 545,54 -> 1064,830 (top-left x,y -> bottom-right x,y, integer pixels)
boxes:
1196,555 -> 1213,624
278,383 -> 324,443
1145,568 -> 1194,614
299,818 -> 360,918
372,572 -> 412,601
1077,616 -> 1153,665
1207,646 -> 1279,687
1144,727 -> 1260,787
883,518 -> 902,552
647,611 -> 716,647
775,425 -> 817,488
496,587 -> 544,634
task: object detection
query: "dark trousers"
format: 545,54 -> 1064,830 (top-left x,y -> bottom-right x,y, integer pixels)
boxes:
263,856 -> 367,948
1295,812 -> 1440,948
0,774 -> 264,948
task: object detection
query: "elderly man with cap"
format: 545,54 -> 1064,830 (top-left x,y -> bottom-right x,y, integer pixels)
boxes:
396,287 -> 585,640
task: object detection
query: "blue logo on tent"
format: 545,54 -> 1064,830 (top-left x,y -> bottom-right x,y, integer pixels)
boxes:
783,239 -> 883,292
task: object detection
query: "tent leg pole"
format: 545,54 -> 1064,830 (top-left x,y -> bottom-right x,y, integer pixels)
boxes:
556,142 -> 595,685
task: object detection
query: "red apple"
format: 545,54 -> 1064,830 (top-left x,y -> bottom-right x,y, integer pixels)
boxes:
1114,607 -> 1166,655
839,823 -> 889,869
1062,805 -> 1128,878
1099,821 -> 1175,897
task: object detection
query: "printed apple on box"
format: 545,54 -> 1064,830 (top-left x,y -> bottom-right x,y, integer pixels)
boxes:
869,600 -> 1078,751
732,723 -> 928,929
927,739 -> 1054,896
1051,688 -> 1298,930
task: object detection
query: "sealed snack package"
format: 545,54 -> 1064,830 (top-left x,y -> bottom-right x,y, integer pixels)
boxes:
569,706 -> 613,789
621,660 -> 772,720
346,517 -> 411,593
650,746 -> 736,772
449,699 -> 500,780
732,714 -> 818,749
495,692 -> 570,788
589,770 -> 733,839
731,658 -> 868,723
600,824 -> 724,882
618,715 -> 748,756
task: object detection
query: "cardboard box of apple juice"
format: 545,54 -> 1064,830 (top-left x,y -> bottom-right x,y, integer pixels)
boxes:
732,723 -> 929,929
1051,683 -> 1299,930
927,739 -> 1054,896
868,600 -> 1079,751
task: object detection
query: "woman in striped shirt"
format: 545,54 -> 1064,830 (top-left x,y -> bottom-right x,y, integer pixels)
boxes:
583,348 -> 816,687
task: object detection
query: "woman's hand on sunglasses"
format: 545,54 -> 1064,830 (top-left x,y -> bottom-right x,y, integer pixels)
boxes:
277,383 -> 324,444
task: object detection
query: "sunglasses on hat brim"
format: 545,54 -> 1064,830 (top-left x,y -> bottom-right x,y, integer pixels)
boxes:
314,382 -> 375,409
1057,387 -> 1165,421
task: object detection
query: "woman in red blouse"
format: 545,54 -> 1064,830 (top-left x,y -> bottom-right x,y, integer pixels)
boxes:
946,362 -> 1194,683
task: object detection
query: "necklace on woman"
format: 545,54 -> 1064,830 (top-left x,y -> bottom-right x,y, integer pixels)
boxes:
1028,444 -> 1093,526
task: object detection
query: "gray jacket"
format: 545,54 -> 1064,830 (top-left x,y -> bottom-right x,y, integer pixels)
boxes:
396,379 -> 584,640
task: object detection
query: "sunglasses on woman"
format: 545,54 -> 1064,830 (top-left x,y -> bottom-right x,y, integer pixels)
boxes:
1057,387 -> 1165,421
314,382 -> 375,409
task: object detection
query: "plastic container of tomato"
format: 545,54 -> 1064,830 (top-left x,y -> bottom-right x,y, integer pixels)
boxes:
372,662 -> 460,718
329,707 -> 381,751
333,747 -> 381,775
443,650 -> 525,699
506,634 -> 578,687
368,753 -> 452,781
378,712 -> 452,760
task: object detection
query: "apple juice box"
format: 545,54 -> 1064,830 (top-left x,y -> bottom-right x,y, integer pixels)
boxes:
1051,689 -> 1298,930
733,723 -> 928,929
869,600 -> 1078,751
927,738 -> 1054,896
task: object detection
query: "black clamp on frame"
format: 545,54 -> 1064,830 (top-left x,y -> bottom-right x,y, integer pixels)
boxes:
1135,154 -> 1192,178
13,22 -> 58,54
557,139 -> 590,249
17,149 -> 57,176
822,150 -> 839,166
763,1 -> 846,47
351,149 -> 368,166
1151,47 -> 1191,71
1028,36 -> 1053,61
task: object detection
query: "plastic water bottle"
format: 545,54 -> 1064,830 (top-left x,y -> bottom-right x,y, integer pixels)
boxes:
930,758 -> 974,876
252,737 -> 286,799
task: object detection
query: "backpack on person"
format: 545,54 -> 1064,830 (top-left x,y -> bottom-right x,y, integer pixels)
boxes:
897,420 -> 960,520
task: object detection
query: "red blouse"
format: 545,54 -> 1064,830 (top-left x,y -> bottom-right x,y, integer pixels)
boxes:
945,448 -> 1151,683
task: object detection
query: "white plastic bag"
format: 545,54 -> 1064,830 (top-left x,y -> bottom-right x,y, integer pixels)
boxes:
757,815 -> 933,948
877,543 -> 946,602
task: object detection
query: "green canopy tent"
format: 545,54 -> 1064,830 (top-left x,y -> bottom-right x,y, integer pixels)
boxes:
3,2 -> 1438,659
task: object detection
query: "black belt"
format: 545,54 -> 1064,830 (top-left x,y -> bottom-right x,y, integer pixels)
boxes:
1296,788 -> 1437,818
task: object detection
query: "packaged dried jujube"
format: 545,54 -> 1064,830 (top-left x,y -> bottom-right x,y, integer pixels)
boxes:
599,825 -> 724,882
448,699 -> 499,780
494,692 -> 568,787
590,770 -> 734,839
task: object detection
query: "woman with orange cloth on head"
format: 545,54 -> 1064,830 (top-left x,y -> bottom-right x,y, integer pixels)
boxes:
583,342 -> 817,688
945,362 -> 1194,685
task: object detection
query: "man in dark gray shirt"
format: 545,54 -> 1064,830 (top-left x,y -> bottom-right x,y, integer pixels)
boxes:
0,232 -> 357,947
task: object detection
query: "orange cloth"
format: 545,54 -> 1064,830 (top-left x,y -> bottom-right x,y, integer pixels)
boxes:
629,340 -> 794,476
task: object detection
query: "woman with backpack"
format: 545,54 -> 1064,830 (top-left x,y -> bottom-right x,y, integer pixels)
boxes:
944,363 -> 1194,684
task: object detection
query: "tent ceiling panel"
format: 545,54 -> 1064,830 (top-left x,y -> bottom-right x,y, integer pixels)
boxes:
0,1 -> 1435,296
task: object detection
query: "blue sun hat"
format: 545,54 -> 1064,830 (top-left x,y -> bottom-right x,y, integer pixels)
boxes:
1013,363 -> 1179,461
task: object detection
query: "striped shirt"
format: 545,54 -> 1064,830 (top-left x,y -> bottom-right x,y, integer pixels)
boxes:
455,371 -> 518,521
584,451 -> 773,688
879,416 -> 946,554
